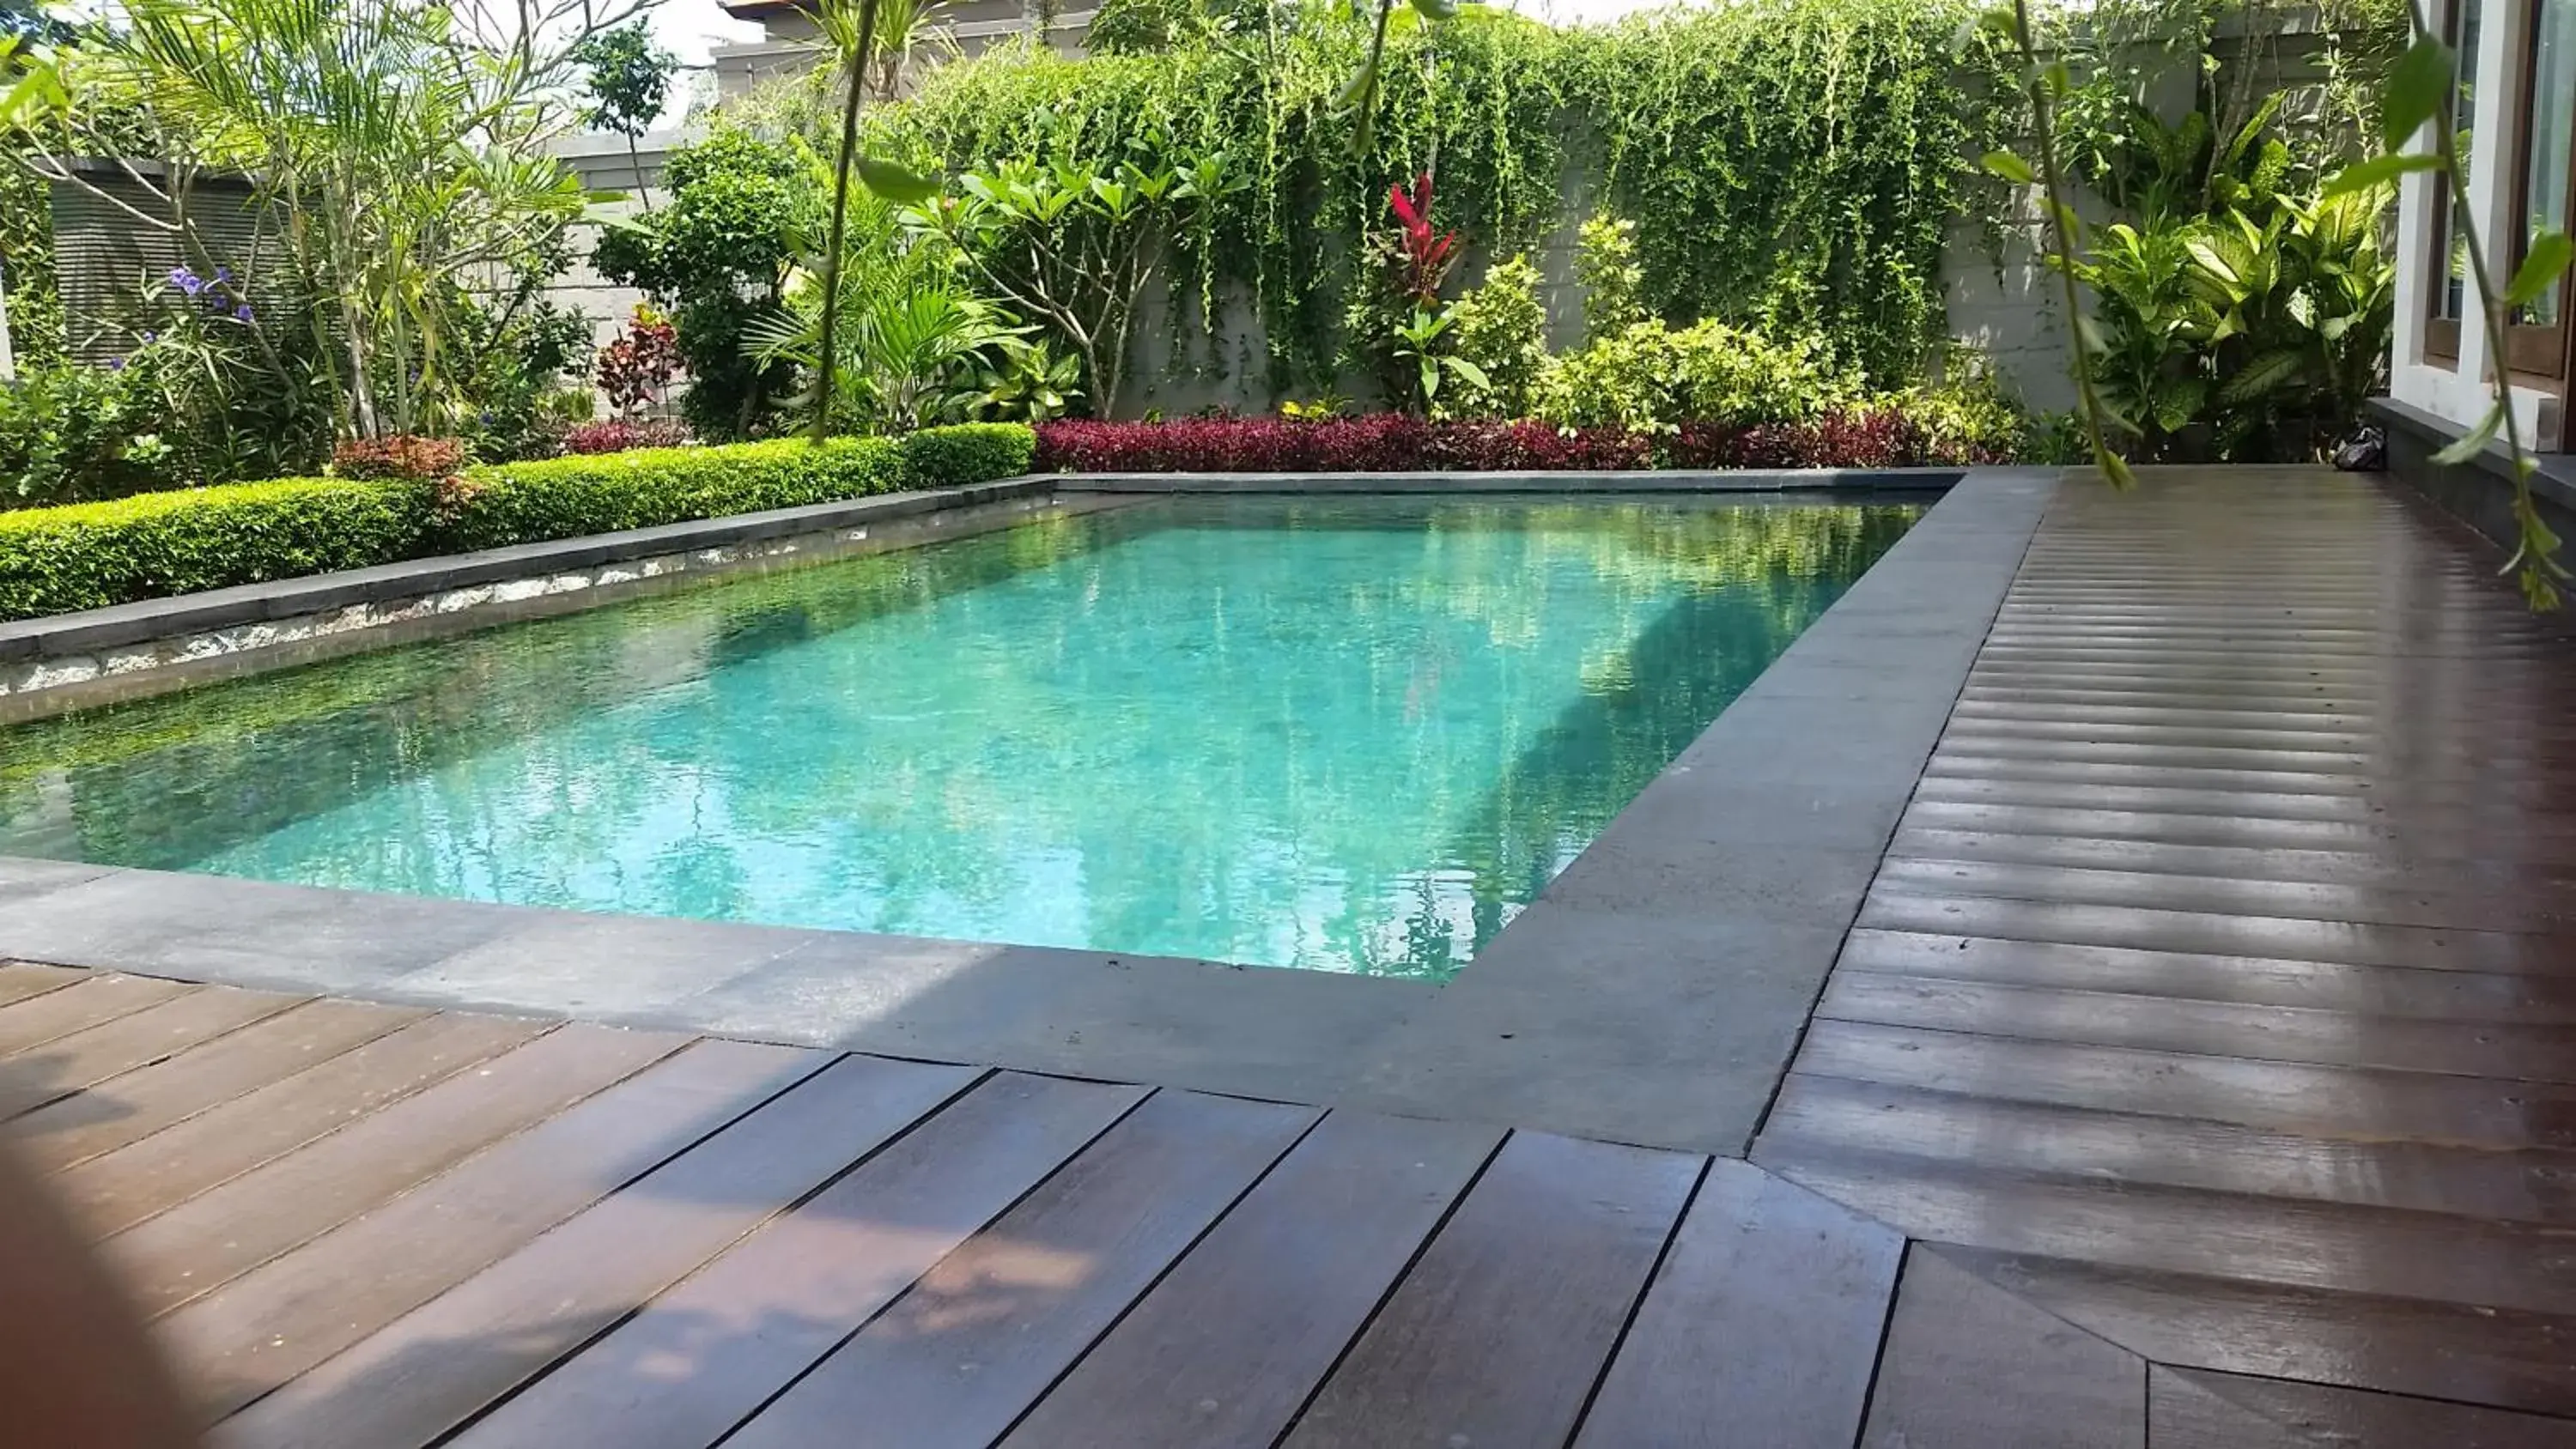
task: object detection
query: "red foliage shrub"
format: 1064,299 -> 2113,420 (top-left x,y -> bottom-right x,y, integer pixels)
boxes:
562,419 -> 694,455
331,433 -> 466,482
597,306 -> 683,419
1034,414 -> 1937,473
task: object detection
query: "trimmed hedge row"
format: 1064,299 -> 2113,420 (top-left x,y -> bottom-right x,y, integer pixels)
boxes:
0,424 -> 1035,624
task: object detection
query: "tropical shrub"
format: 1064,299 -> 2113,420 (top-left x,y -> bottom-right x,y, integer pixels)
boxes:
1573,212 -> 1645,343
592,129 -> 817,439
0,362 -> 172,507
1440,257 -> 1548,421
596,306 -> 684,419
1532,321 -> 1865,434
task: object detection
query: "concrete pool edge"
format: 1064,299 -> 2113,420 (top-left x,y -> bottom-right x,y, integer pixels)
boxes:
1335,468 -> 2058,1153
0,470 -> 2052,1138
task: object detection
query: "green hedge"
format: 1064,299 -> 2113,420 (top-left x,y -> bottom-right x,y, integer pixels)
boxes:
436,437 -> 907,551
900,421 -> 1037,491
0,479 -> 430,621
0,424 -> 1034,624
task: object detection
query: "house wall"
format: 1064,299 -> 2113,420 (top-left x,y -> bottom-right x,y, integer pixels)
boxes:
2389,0 -> 2567,450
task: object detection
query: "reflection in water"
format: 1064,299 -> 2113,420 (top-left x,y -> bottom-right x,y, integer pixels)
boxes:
0,494 -> 1917,979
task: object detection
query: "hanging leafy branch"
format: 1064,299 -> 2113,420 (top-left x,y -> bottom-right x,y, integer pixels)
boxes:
2323,4 -> 2567,606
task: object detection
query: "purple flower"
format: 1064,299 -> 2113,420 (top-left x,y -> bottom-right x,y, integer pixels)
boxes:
234,302 -> 255,324
214,266 -> 234,285
167,266 -> 203,298
140,330 -> 157,343
106,355 -> 128,372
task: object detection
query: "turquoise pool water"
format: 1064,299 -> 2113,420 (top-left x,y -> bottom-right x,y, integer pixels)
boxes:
0,495 -> 1915,979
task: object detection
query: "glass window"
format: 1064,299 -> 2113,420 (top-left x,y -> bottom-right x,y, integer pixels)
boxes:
2436,0 -> 2484,327
2517,0 -> 2574,327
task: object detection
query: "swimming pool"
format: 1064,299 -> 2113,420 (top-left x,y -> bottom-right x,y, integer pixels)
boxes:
0,494 -> 1917,979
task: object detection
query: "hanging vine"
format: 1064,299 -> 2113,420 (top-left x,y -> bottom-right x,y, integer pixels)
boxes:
841,0 -> 2012,392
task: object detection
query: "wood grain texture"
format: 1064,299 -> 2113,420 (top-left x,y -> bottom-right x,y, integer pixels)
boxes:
2151,1367 -> 2576,1447
8,997 -> 424,1172
0,986 -> 307,1119
108,1022 -> 687,1317
1575,1157 -> 1899,1449
727,1090 -> 1319,1449
54,1009 -> 550,1237
1284,1132 -> 1700,1449
448,1071 -> 1140,1449
162,1037 -> 821,1420
1765,1073 -> 2576,1223
0,960 -> 86,1009
218,1052 -> 978,1449
1003,1110 -> 1502,1449
0,973 -> 194,1055
1818,972 -> 2576,1079
1859,1249 -> 2145,1449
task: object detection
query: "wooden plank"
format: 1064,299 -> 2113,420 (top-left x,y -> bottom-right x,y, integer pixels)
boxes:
1910,772 -> 2543,826
214,1052 -> 980,1449
451,1071 -> 1143,1449
1574,1158 -> 1899,1449
1858,1248 -> 2145,1449
1890,827 -> 2576,907
1285,1132 -> 1700,1449
1818,973 -> 2576,1080
1789,1019 -> 2576,1149
1762,1074 -> 2576,1224
9,997 -> 427,1172
0,961 -> 85,1009
0,974 -> 194,1056
0,986 -> 307,1120
1900,798 -> 2576,860
1861,892 -> 2576,975
1759,1141 -> 2576,1317
1949,1246 -> 2576,1418
1875,857 -> 2576,937
1002,1110 -> 1503,1449
163,1037 -> 824,1421
54,1010 -> 549,1238
107,1022 -> 689,1317
2151,1366 -> 2576,1447
728,1090 -> 1319,1449
1837,930 -> 2576,1023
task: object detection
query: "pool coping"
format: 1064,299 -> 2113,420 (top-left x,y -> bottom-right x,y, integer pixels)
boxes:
0,469 -> 2056,1149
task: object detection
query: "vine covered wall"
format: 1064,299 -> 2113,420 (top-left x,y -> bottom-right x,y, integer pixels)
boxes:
848,0 -> 2012,394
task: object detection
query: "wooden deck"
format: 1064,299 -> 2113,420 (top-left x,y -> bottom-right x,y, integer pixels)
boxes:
4,467 -> 2576,1445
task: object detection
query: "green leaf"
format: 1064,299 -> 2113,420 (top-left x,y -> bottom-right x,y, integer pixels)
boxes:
1447,356 -> 1492,391
2218,349 -> 2305,405
2321,152 -> 2440,197
2432,403 -> 2505,465
857,157 -> 940,203
2099,448 -> 2139,489
2506,231 -> 2573,308
1419,357 -> 1440,400
1981,150 -> 2036,185
2381,37 -> 2455,151
1409,0 -> 1458,19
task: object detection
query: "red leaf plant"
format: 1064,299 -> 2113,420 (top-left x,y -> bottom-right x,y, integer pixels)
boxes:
1387,172 -> 1461,305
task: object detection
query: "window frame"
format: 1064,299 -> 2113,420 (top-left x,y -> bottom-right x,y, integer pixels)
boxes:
2501,0 -> 2573,379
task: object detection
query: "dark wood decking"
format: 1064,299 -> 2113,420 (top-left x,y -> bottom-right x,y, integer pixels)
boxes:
1759,467 -> 2576,1438
4,467 -> 2576,1445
